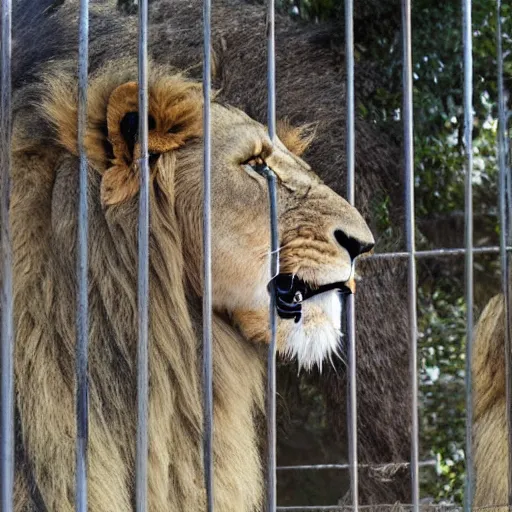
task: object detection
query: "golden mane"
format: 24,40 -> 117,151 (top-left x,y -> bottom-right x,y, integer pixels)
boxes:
472,294 -> 509,509
13,63 -> 265,511
10,4 -> 379,510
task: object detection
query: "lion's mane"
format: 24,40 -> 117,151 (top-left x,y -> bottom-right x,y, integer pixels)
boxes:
10,0 -> 411,507
13,64 -> 268,512
472,293 -> 509,510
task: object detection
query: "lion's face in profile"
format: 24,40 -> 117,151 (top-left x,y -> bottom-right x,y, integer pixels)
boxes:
47,67 -> 374,371
15,59 -> 375,512
203,106 -> 374,369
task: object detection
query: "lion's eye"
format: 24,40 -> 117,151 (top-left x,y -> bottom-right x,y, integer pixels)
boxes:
242,155 -> 265,167
168,123 -> 184,134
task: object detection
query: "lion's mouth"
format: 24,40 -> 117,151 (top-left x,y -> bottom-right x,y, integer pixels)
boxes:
269,273 -> 353,323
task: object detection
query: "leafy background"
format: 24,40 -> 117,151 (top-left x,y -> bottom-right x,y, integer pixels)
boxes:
272,0 -> 511,504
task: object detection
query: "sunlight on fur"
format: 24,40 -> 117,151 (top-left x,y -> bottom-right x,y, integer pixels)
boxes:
11,2 -> 375,509
282,290 -> 343,372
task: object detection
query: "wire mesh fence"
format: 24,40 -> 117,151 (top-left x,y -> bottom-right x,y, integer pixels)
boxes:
0,0 -> 511,511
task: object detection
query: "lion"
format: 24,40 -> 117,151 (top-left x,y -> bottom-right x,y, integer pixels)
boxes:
10,1 -> 375,511
12,0 -> 414,505
472,293 -> 510,510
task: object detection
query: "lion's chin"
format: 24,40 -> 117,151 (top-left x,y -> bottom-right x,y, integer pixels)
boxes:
280,290 -> 343,372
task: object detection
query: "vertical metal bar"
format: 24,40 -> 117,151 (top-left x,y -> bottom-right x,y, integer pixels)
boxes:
76,0 -> 89,510
462,0 -> 474,509
136,0 -> 150,510
0,0 -> 13,510
261,165 -> 279,512
401,0 -> 419,509
267,0 -> 276,142
497,0 -> 512,504
266,0 -> 278,508
345,0 -> 355,205
202,0 -> 214,507
344,0 -> 358,508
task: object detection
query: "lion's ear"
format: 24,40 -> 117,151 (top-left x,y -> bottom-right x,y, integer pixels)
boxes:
277,120 -> 317,157
101,79 -> 202,206
106,82 -> 140,166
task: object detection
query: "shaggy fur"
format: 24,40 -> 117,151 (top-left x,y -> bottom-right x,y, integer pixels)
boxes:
10,0 -> 413,505
13,70 -> 264,511
472,294 -> 510,511
10,1 -> 375,509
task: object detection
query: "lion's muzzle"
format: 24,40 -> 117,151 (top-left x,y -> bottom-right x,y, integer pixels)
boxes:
269,273 -> 354,323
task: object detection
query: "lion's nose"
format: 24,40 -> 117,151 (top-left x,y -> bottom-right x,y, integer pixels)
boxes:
334,229 -> 375,260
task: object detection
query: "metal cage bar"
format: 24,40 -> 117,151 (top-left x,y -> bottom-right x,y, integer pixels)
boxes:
276,460 -> 437,471
497,0 -> 512,504
370,246 -> 512,260
0,0 -> 13,510
401,0 -> 420,508
136,0 -> 150,510
265,167 -> 279,512
276,506 -> 511,511
344,0 -> 358,508
202,0 -> 214,507
266,0 -> 278,509
1,1 -> 508,511
267,0 -> 276,142
462,0 -> 474,509
76,0 -> 90,510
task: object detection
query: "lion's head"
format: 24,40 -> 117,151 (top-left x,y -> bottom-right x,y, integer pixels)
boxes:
44,64 -> 374,371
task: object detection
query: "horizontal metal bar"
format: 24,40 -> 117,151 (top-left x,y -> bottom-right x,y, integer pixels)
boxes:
277,507 -> 359,511
276,460 -> 436,471
276,505 -> 511,511
369,246 -> 512,260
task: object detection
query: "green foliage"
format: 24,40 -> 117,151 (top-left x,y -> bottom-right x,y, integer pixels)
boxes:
281,0 -> 511,505
419,289 -> 467,503
375,2 -> 509,505
354,2 -> 510,503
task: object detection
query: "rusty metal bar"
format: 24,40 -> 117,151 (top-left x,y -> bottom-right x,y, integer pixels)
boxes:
76,0 -> 90,510
136,0 -> 150,510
